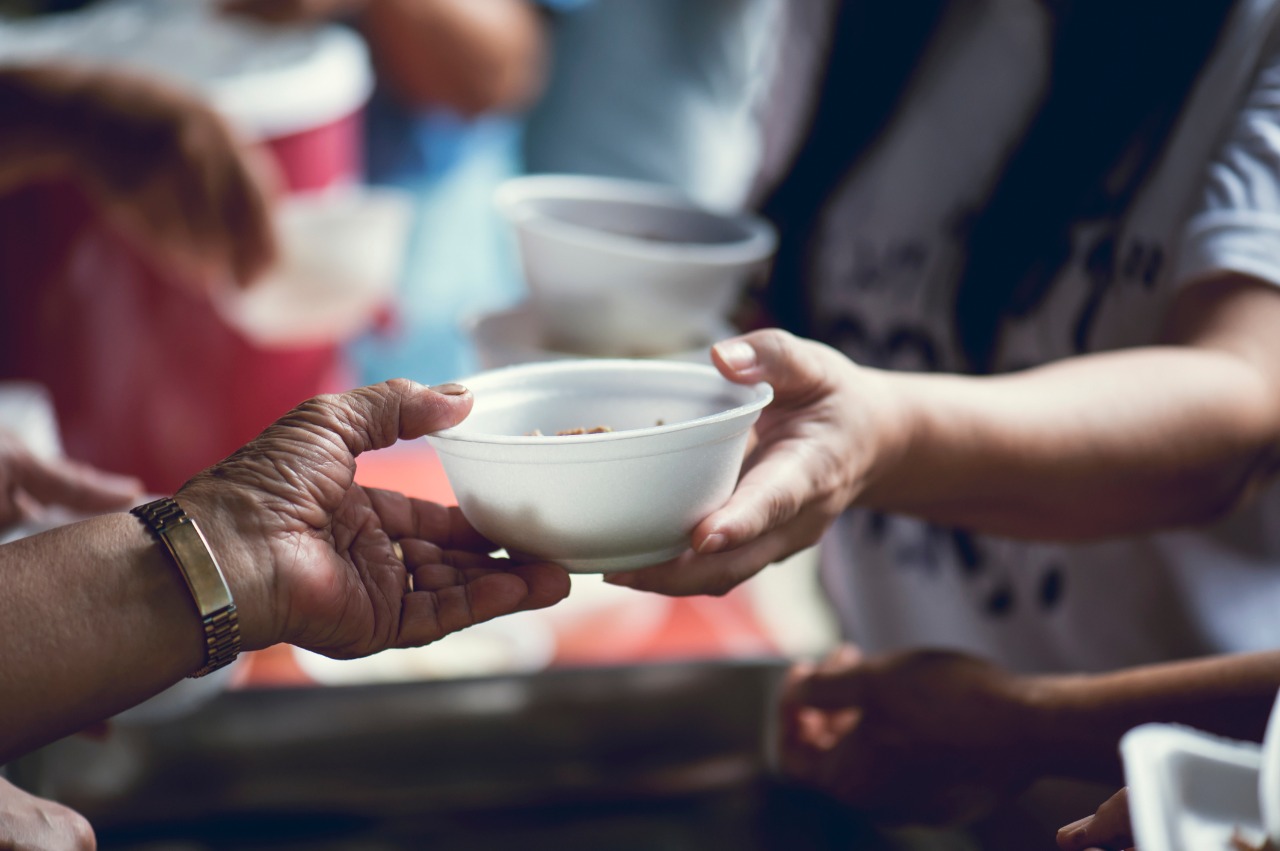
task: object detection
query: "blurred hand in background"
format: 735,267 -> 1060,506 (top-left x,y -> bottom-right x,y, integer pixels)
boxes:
220,0 -> 548,117
0,427 -> 142,531
0,63 -> 279,292
777,644 -> 1040,827
0,777 -> 94,851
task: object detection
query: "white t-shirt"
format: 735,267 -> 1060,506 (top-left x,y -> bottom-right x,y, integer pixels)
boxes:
784,0 -> 1280,674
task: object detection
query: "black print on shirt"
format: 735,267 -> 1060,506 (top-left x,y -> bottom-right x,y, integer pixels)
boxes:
1073,229 -> 1168,355
859,508 -> 1067,620
821,314 -> 941,372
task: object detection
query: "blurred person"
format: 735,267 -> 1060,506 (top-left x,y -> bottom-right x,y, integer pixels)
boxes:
779,643 -> 1280,830
222,0 -> 582,385
603,0 -> 1280,833
521,0 -> 780,211
0,378 -> 570,765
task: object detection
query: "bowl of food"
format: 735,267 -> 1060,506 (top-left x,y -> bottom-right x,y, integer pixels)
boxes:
425,359 -> 772,573
465,302 -> 738,369
494,174 -> 777,357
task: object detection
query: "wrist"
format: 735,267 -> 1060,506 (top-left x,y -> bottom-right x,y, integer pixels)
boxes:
1017,673 -> 1127,783
174,484 -> 281,652
851,366 -> 919,502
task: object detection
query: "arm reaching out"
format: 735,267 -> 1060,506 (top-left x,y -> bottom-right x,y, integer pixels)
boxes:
611,274 -> 1280,596
0,379 -> 570,764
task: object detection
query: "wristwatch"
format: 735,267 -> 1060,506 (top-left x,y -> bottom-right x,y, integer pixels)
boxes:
131,497 -> 241,678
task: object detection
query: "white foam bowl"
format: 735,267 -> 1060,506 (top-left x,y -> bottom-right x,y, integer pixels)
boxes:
495,174 -> 777,358
425,360 -> 772,573
1123,690 -> 1280,851
215,186 -> 414,348
466,302 -> 738,369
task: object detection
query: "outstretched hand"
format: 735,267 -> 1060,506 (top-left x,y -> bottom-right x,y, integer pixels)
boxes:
178,379 -> 571,659
0,428 -> 142,531
778,645 -> 1044,826
609,329 -> 905,596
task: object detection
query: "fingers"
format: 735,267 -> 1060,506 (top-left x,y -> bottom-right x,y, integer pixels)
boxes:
217,142 -> 280,289
689,448 -> 830,554
605,539 -> 770,597
12,454 -> 143,514
366,489 -> 495,553
396,559 -> 569,648
608,504 -> 826,596
1057,788 -> 1134,851
280,380 -> 473,460
792,660 -> 873,710
712,329 -> 831,403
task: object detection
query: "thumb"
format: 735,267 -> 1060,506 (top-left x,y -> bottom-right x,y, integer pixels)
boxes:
276,379 -> 473,459
711,329 -> 831,404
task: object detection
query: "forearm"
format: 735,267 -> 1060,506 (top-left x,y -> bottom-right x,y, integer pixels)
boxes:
861,345 -> 1280,539
1022,651 -> 1280,783
361,0 -> 546,115
0,513 -> 207,763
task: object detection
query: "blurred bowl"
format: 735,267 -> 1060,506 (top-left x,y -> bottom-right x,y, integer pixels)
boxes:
425,360 -> 772,573
494,174 -> 776,357
465,302 -> 738,369
215,186 -> 414,348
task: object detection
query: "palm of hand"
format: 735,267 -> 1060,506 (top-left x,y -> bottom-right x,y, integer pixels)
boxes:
180,383 -> 570,658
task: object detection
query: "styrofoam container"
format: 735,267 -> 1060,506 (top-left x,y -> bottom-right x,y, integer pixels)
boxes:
425,360 -> 773,573
1123,690 -> 1280,851
214,186 -> 414,348
465,302 -> 738,369
494,174 -> 777,357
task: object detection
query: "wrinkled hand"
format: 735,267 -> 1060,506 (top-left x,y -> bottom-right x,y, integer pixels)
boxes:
1057,788 -> 1133,851
778,645 -> 1044,827
0,777 -> 95,851
178,379 -> 571,659
0,64 -> 278,291
609,329 -> 904,596
219,0 -> 368,25
0,429 -> 143,531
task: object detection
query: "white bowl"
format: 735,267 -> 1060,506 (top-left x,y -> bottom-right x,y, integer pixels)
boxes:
1123,690 -> 1280,851
215,186 -> 414,348
465,302 -> 738,369
425,360 -> 773,573
494,174 -> 776,357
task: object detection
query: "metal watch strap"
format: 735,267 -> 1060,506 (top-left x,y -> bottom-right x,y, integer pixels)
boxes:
131,497 -> 241,678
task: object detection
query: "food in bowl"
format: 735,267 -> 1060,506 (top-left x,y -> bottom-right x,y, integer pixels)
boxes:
425,360 -> 773,573
494,174 -> 777,357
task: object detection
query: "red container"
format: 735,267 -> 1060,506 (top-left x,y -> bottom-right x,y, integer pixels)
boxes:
0,9 -> 373,493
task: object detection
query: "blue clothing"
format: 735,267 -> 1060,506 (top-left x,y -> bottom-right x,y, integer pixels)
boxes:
523,0 -> 778,210
348,0 -> 588,386
348,84 -> 528,386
